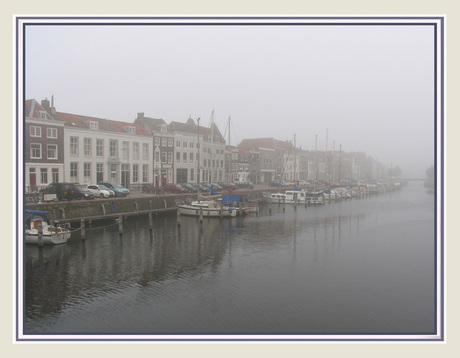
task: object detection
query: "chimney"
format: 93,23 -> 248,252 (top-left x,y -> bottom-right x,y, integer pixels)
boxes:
137,112 -> 145,120
41,98 -> 50,111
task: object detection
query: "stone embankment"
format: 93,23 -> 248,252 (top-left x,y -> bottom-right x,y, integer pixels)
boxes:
24,189 -> 272,223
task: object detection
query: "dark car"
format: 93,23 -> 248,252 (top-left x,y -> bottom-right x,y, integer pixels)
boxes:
98,182 -> 130,197
41,182 -> 81,201
75,185 -> 95,200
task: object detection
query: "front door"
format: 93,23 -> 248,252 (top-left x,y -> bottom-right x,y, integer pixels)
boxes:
29,173 -> 36,192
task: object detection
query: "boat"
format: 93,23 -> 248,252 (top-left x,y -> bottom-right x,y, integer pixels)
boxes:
24,209 -> 71,245
269,189 -> 325,205
220,192 -> 259,216
175,198 -> 237,217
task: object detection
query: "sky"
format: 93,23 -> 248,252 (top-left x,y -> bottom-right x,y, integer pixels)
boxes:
24,20 -> 436,178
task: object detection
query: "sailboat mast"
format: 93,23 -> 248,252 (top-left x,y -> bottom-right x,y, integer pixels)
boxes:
197,117 -> 201,190
293,134 -> 296,182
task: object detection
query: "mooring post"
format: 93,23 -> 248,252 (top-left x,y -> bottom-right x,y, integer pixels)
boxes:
294,198 -> 297,210
199,207 -> 203,223
177,209 -> 181,226
282,197 -> 285,212
149,212 -> 153,230
219,206 -> 223,218
81,219 -> 86,240
37,221 -> 43,247
118,215 -> 123,235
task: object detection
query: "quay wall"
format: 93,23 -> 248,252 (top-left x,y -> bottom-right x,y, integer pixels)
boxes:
24,189 -> 271,223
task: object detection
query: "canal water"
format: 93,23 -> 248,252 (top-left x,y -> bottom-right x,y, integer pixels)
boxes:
23,181 -> 436,336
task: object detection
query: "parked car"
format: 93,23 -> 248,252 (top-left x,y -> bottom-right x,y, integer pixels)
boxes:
75,185 -> 95,200
86,184 -> 115,198
164,183 -> 188,194
40,182 -> 81,201
211,183 -> 224,190
235,182 -> 254,189
98,182 -> 130,197
182,183 -> 196,193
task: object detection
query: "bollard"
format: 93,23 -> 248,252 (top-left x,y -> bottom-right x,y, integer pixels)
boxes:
199,207 -> 203,223
101,204 -> 106,215
37,221 -> 43,247
118,215 -> 123,235
177,209 -> 181,226
81,219 -> 86,240
294,199 -> 297,210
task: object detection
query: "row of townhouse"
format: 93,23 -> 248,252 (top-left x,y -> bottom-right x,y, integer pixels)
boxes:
24,99 -> 228,191
24,98 -> 386,192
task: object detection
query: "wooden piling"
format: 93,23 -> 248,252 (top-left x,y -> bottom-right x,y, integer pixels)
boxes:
199,207 -> 203,223
149,212 -> 153,230
177,209 -> 181,226
37,221 -> 43,247
118,215 -> 123,235
81,219 -> 86,240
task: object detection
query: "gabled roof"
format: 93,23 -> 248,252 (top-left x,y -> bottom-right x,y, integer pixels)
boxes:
134,115 -> 169,133
53,111 -> 151,136
25,99 -> 56,121
169,118 -> 225,142
238,137 -> 294,152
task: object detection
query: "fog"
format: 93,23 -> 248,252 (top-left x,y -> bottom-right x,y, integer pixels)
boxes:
25,20 -> 436,178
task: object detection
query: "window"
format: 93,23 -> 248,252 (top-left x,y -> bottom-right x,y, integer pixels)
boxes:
133,142 -> 139,160
96,163 -> 104,182
132,164 -> 139,183
70,162 -> 78,181
47,127 -> 57,138
190,169 -> 194,182
30,144 -> 41,159
40,168 -> 48,184
30,126 -> 41,137
96,139 -> 104,157
183,141 -> 187,148
122,141 -> 129,160
52,168 -> 59,183
167,152 -> 172,163
190,142 -> 194,149
190,152 -> 194,162
154,137 -> 160,146
160,125 -> 167,133
88,121 -> 99,130
124,126 -> 135,133
183,152 -> 187,163
70,137 -> 78,156
161,138 -> 167,147
84,163 -> 91,178
168,138 -> 173,147
176,141 -> 180,147
155,151 -> 160,163
161,152 -> 166,163
109,140 -> 118,157
47,144 -> 57,159
142,164 -> 148,183
176,152 -> 180,162
84,138 -> 92,156
38,111 -> 47,119
143,143 -> 149,160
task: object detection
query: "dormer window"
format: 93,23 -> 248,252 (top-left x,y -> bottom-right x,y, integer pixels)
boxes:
86,121 -> 99,130
38,111 -> 47,120
160,125 -> 167,133
124,126 -> 136,134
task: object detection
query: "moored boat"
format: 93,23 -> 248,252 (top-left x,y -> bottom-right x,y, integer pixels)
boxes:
24,209 -> 71,245
175,198 -> 237,217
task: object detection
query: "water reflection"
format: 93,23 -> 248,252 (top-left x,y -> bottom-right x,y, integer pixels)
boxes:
24,182 -> 436,334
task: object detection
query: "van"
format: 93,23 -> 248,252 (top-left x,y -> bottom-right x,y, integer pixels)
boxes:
41,182 -> 81,201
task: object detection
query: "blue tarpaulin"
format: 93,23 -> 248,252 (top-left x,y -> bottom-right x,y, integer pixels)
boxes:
221,193 -> 243,205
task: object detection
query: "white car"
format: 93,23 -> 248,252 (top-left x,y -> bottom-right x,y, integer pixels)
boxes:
86,184 -> 115,198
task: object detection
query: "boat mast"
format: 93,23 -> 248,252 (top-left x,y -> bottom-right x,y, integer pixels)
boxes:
293,134 -> 296,182
227,116 -> 231,183
197,117 -> 201,193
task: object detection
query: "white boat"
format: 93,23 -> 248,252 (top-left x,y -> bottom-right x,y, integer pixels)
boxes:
175,198 -> 237,217
24,209 -> 71,245
269,190 -> 324,205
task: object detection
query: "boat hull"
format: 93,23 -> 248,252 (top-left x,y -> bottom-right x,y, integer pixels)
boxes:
177,205 -> 237,217
25,231 -> 71,245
